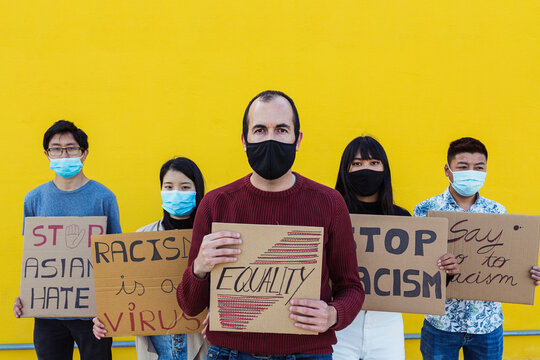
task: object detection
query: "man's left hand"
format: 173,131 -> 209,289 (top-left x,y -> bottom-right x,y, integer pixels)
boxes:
289,299 -> 337,333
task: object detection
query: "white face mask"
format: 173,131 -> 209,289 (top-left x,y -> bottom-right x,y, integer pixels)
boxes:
448,167 -> 487,196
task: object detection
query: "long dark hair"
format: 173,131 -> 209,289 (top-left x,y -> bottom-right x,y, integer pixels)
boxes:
160,157 -> 205,221
335,136 -> 396,215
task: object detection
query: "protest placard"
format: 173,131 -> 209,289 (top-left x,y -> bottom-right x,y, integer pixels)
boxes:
428,211 -> 540,305
210,223 -> 323,334
19,216 -> 107,317
351,214 -> 448,315
92,230 -> 206,337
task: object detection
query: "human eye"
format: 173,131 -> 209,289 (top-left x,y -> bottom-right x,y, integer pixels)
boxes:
163,185 -> 172,190
47,147 -> 62,156
370,160 -> 381,166
181,185 -> 193,190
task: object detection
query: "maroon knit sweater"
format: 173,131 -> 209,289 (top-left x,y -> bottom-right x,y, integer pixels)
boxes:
177,173 -> 364,355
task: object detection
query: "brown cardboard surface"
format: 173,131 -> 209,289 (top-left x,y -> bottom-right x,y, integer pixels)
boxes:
428,211 -> 540,305
19,216 -> 107,318
92,229 -> 206,337
351,214 -> 448,315
209,223 -> 323,335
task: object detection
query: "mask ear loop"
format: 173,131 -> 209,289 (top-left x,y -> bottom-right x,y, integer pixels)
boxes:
446,164 -> 454,185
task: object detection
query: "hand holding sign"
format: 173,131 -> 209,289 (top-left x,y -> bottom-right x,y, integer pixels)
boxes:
13,297 -> 22,318
193,231 -> 242,278
92,317 -> 107,339
289,299 -> 337,333
438,253 -> 459,275
65,224 -> 86,249
531,266 -> 540,286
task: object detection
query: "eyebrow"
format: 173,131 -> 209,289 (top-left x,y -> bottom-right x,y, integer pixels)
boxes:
251,123 -> 291,130
352,157 -> 376,161
49,142 -> 78,146
456,161 -> 485,165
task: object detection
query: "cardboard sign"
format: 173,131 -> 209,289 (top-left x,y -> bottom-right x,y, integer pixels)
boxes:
428,211 -> 540,305
92,230 -> 206,337
351,214 -> 448,315
210,223 -> 324,335
19,216 -> 107,317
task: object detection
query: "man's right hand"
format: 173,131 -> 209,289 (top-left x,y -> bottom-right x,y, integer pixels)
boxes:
13,297 -> 22,318
193,231 -> 242,278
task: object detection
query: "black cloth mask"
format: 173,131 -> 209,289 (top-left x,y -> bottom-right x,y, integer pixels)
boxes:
347,169 -> 385,196
162,209 -> 193,230
246,140 -> 297,180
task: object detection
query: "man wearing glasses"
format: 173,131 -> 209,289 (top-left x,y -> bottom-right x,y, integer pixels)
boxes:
13,120 -> 121,360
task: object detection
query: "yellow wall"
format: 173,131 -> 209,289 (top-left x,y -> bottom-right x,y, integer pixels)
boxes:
1,1 -> 538,359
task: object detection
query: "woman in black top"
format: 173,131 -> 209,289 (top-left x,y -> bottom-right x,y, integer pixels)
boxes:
332,136 -> 408,360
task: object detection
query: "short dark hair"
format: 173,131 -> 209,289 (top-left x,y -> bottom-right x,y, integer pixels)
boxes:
242,90 -> 300,142
335,136 -> 398,215
43,120 -> 89,151
447,137 -> 488,164
160,157 -> 205,222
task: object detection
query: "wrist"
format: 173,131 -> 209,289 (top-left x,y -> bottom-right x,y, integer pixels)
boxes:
328,305 -> 337,328
193,260 -> 207,279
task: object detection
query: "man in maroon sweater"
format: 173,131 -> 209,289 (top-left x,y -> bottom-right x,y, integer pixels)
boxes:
177,90 -> 364,359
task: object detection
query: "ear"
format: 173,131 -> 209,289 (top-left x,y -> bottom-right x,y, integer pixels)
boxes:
80,149 -> 89,163
44,150 -> 50,161
241,134 -> 247,152
295,131 -> 303,151
444,163 -> 453,182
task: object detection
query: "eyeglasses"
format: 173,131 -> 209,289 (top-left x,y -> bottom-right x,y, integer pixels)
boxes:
47,147 -> 83,157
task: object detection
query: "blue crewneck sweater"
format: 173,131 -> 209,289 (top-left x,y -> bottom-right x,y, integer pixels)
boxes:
23,180 -> 121,235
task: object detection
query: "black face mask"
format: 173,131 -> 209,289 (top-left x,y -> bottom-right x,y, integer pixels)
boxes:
246,140 -> 297,180
347,169 -> 385,196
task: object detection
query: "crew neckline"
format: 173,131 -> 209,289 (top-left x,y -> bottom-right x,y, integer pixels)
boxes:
49,179 -> 94,194
242,172 -> 304,198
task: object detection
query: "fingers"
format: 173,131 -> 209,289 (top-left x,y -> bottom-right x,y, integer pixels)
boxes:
289,299 -> 336,333
530,266 -> 540,286
194,232 -> 242,277
92,317 -> 107,339
93,317 -> 105,327
202,313 -> 210,339
438,253 -> 459,275
75,229 -> 85,246
13,297 -> 22,318
438,253 -> 454,264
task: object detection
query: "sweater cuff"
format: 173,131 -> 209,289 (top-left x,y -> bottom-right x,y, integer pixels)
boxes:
328,300 -> 346,331
189,263 -> 210,282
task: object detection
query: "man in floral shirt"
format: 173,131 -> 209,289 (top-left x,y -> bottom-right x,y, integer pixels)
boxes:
414,137 -> 540,360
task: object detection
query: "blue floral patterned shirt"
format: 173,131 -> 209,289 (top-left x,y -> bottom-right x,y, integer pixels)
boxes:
414,188 -> 506,334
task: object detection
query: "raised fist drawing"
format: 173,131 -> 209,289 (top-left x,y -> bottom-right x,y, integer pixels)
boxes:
65,224 -> 86,249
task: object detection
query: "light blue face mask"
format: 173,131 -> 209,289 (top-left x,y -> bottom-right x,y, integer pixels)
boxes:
49,157 -> 83,178
161,190 -> 196,217
449,168 -> 487,197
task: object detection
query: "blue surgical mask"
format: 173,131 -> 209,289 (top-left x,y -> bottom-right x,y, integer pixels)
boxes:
448,167 -> 487,196
161,190 -> 196,217
49,157 -> 83,178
